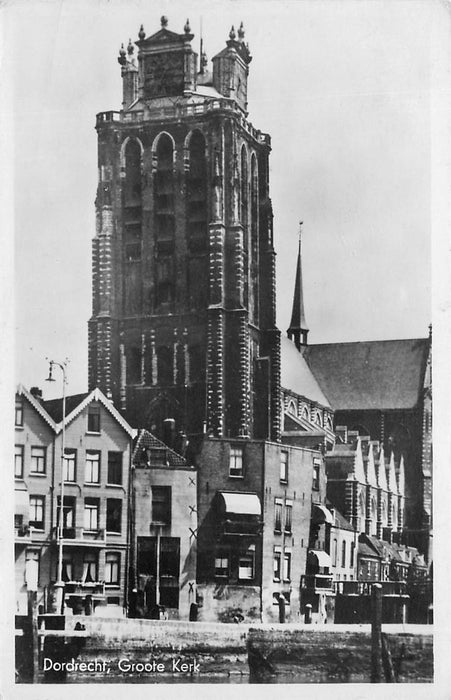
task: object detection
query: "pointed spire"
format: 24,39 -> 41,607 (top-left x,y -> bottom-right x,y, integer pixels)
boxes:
184,18 -> 191,34
238,22 -> 245,41
287,221 -> 309,350
229,25 -> 236,40
138,24 -> 146,40
127,39 -> 134,56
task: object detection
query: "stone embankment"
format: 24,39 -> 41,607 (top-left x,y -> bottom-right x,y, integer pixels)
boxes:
36,617 -> 433,684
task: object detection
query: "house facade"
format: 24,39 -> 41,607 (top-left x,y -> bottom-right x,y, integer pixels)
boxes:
14,386 -> 135,616
130,429 -> 197,620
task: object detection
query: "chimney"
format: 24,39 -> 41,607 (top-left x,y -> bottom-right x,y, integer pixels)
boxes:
30,387 -> 43,402
163,418 -> 176,449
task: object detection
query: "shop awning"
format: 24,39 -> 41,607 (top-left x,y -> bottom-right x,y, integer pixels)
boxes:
308,550 -> 332,568
219,492 -> 261,516
312,504 -> 334,525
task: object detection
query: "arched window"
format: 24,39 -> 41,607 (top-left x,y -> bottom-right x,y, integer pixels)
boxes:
123,139 -> 142,262
371,496 -> 377,521
240,144 -> 249,307
154,134 -> 175,307
240,145 -> 248,227
186,131 -> 208,308
157,346 -> 173,385
359,491 -> 366,530
315,411 -> 322,427
301,406 -> 309,421
154,134 -> 175,233
287,400 -> 297,416
187,131 -> 207,242
250,153 -> 259,324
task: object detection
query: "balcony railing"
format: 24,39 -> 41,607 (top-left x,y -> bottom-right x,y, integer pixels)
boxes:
220,518 -> 263,537
335,580 -> 408,597
15,525 -> 31,542
96,100 -> 270,146
63,581 -> 106,598
51,526 -> 106,546
301,574 -> 334,592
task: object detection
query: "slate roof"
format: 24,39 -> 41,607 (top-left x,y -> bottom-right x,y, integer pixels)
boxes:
330,506 -> 355,532
281,335 -> 331,408
44,393 -> 89,423
303,338 -> 429,410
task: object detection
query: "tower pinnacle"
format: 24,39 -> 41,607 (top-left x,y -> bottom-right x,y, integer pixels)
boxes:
287,221 -> 309,350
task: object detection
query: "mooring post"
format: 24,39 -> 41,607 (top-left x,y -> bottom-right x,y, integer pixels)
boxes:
371,583 -> 383,682
27,590 -> 39,683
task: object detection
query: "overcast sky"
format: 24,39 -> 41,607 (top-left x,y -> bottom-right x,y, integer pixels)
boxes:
10,0 -> 436,399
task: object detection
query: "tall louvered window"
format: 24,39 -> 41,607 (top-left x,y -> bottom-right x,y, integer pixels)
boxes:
154,134 -> 175,306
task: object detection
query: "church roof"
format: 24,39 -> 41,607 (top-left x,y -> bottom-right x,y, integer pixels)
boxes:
303,337 -> 429,410
281,335 -> 330,408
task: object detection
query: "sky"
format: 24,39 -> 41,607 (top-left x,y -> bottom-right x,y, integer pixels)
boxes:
9,0 -> 437,399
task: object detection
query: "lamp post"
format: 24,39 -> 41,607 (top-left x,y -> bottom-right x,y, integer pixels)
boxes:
46,359 -> 68,615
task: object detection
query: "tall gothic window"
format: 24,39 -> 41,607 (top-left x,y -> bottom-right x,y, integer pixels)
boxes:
123,139 -> 142,261
250,153 -> 259,324
241,145 -> 249,308
154,134 -> 175,307
187,131 -> 208,309
157,346 -> 173,385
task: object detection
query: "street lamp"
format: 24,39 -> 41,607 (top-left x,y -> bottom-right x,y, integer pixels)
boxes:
46,358 -> 68,615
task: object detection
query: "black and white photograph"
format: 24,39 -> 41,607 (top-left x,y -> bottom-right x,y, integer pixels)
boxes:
4,0 -> 450,693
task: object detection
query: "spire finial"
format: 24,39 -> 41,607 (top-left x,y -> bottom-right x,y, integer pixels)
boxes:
299,220 -> 303,240
184,18 -> 191,34
138,24 -> 146,40
428,323 -> 432,340
127,39 -> 134,56
229,25 -> 236,40
118,43 -> 126,66
161,15 -> 168,28
238,21 -> 245,40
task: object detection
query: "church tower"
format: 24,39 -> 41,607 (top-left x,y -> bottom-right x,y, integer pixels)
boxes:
89,17 -> 281,441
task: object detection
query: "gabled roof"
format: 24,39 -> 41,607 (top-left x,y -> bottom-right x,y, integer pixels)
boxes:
16,384 -> 57,431
44,393 -> 89,423
303,337 -> 429,410
138,27 -> 188,46
133,429 -> 187,468
281,336 -> 331,409
43,388 -> 136,437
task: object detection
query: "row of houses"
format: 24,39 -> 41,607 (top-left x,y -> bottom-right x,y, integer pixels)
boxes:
15,382 -> 427,624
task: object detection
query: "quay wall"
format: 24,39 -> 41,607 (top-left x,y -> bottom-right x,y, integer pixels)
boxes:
32,618 -> 433,683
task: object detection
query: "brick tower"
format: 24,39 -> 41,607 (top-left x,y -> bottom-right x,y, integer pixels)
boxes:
89,16 -> 280,441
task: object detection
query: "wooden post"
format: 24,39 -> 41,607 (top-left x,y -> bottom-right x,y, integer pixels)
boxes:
27,591 -> 39,683
371,583 -> 383,682
381,633 -> 395,682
